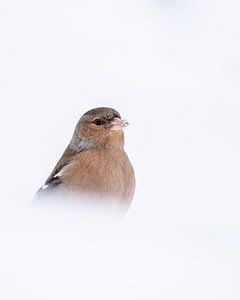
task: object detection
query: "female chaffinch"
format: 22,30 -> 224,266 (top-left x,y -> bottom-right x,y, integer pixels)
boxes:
36,107 -> 135,211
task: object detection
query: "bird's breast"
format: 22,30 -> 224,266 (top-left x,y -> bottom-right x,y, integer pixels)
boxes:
61,148 -> 135,207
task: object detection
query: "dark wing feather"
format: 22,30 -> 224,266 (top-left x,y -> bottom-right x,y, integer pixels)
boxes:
35,138 -> 87,198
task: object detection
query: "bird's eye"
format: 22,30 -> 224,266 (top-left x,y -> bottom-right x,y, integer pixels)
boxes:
94,118 -> 105,126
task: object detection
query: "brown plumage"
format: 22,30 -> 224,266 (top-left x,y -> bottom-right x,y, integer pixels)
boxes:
36,107 -> 135,211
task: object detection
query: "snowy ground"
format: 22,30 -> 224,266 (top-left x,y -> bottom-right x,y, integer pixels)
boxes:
0,0 -> 240,299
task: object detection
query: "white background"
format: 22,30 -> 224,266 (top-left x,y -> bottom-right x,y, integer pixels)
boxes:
0,0 -> 240,299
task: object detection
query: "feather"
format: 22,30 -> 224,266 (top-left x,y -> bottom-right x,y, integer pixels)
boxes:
36,137 -> 88,197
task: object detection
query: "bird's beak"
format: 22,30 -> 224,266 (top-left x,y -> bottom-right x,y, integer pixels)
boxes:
109,117 -> 129,131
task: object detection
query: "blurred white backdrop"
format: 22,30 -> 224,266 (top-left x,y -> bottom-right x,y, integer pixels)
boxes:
0,0 -> 240,299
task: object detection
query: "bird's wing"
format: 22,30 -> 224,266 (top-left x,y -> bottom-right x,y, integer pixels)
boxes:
36,141 -> 86,197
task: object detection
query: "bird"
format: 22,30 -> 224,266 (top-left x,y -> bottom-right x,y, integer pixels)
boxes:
35,107 -> 135,211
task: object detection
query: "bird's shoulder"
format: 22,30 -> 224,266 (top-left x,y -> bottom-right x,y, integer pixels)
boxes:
36,146 -> 81,197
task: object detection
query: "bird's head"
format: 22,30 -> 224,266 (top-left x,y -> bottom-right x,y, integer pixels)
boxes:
71,107 -> 129,150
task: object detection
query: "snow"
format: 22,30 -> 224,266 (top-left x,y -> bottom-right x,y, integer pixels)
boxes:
0,0 -> 240,299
